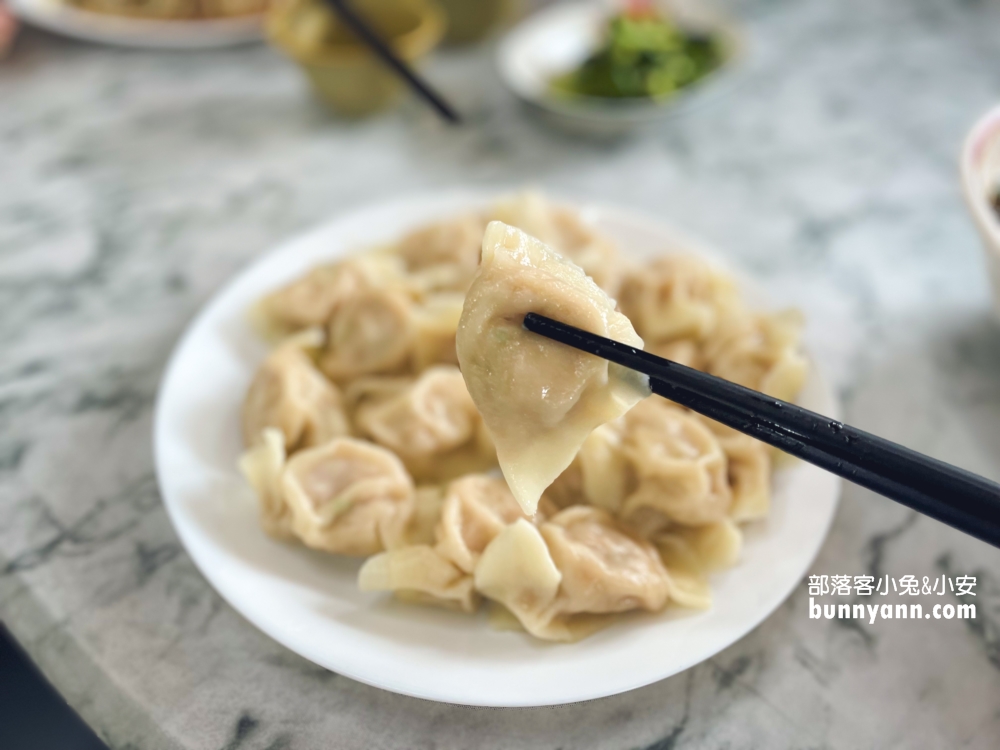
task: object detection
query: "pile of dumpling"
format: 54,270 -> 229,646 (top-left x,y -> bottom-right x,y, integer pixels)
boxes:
239,192 -> 807,642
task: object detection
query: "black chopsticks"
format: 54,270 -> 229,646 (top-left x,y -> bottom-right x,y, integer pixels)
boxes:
325,0 -> 461,124
523,312 -> 1000,549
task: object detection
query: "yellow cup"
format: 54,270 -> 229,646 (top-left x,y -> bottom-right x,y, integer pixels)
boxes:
268,0 -> 446,117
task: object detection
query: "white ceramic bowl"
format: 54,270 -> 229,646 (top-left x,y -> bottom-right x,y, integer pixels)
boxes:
154,189 -> 841,707
960,103 -> 1000,318
496,0 -> 747,137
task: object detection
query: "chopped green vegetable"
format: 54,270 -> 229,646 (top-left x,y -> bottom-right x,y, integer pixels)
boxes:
550,9 -> 724,100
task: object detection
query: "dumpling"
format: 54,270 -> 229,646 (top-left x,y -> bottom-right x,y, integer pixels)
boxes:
352,366 -> 496,482
544,460 -> 584,510
655,519 -> 742,575
395,215 -> 486,292
474,507 -> 672,642
254,266 -> 344,334
548,422 -> 633,513
358,545 -> 479,612
281,437 -> 414,556
723,435 -> 771,521
434,474 -> 535,574
620,399 -> 732,530
457,221 -> 647,515
541,507 -> 672,615
694,416 -> 772,522
357,474 -> 549,612
473,519 -> 565,636
342,374 -> 413,416
320,287 -> 415,381
354,367 -> 477,458
411,293 -> 464,371
488,191 -> 622,295
654,519 -> 742,609
387,484 -> 446,550
618,255 -> 740,344
703,310 -> 808,402
238,427 -> 293,538
237,431 -> 413,553
647,338 -> 703,369
253,255 -> 404,337
242,330 -> 350,451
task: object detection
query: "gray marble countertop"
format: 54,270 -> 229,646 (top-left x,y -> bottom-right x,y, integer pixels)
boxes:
3,0 -> 1000,747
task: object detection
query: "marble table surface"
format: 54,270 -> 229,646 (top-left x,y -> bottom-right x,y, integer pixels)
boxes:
3,0 -> 1000,747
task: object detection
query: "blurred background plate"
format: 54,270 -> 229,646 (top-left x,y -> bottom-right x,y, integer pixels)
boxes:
154,189 -> 841,707
9,0 -> 264,49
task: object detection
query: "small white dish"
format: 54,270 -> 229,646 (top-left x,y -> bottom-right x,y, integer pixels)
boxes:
9,0 -> 263,49
960,103 -> 1000,318
497,0 -> 747,137
154,189 -> 841,707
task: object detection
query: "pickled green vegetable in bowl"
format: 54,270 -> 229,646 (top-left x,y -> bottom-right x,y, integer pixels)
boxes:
550,3 -> 723,100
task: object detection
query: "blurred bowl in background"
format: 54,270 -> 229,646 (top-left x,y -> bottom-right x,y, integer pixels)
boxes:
497,0 -> 747,138
268,0 -> 445,117
437,0 -> 519,45
961,103 -> 1000,319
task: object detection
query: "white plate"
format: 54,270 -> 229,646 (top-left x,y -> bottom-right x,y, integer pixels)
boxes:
497,1 -> 747,137
154,190 -> 841,707
10,0 -> 263,49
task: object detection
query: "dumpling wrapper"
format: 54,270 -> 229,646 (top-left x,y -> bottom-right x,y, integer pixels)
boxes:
457,221 -> 648,516
241,329 -> 349,452
488,191 -> 623,297
358,545 -> 479,613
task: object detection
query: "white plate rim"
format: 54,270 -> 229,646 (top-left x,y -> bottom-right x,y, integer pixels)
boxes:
10,0 -> 264,49
153,188 -> 841,707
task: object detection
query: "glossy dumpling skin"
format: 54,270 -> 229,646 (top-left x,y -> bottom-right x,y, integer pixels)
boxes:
620,399 -> 732,530
473,520 -> 564,633
457,221 -> 648,516
488,191 -> 622,297
703,310 -> 808,402
474,506 -> 672,641
541,506 -> 671,615
282,437 -> 414,556
253,255 -> 404,338
237,430 -> 413,555
619,255 -> 739,344
357,474 -> 553,612
547,421 -> 632,514
354,367 -> 478,457
692,414 -> 772,522
395,215 -> 486,293
434,474 -> 545,573
411,293 -> 464,370
320,287 -> 415,382
239,427 -> 294,538
352,366 -> 496,483
653,519 -> 742,609
242,330 -> 350,452
358,544 -> 479,613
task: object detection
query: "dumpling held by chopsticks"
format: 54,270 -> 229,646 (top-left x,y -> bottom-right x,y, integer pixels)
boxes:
456,221 -> 648,516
